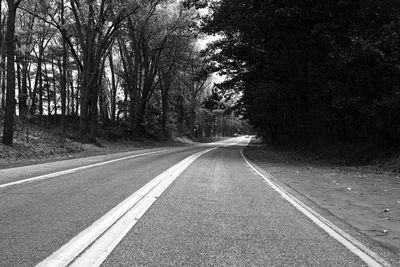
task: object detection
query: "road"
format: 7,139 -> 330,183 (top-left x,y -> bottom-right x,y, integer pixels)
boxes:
0,137 -> 392,266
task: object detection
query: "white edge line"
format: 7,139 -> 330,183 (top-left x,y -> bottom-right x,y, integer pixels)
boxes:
36,147 -> 216,267
240,149 -> 390,267
0,148 -> 177,189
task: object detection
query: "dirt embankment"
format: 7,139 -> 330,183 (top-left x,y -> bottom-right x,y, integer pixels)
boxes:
0,121 -> 186,169
245,138 -> 400,258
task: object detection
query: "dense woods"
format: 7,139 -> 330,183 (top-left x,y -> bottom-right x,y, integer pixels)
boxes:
0,0 -> 248,147
204,1 -> 400,156
7,0 -> 398,158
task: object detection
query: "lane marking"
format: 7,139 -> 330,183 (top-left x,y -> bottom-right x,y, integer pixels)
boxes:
0,148 -> 179,190
0,137 -> 245,190
240,149 -> 390,267
37,147 -> 216,267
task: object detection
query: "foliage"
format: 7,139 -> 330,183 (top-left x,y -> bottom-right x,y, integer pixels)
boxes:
0,0 -> 218,144
203,0 -> 400,151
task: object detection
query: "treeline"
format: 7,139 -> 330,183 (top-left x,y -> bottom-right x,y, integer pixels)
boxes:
0,0 -> 243,146
197,88 -> 252,138
204,1 -> 400,151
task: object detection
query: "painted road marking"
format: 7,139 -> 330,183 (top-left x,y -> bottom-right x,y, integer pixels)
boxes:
0,148 -> 179,190
0,137 -> 246,190
240,149 -> 390,267
36,147 -> 216,267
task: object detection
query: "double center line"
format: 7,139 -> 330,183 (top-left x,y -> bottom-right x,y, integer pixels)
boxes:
36,147 -> 216,267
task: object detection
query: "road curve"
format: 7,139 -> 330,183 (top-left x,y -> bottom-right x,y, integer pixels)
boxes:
0,145 -> 207,266
0,137 -> 394,266
102,141 -> 369,266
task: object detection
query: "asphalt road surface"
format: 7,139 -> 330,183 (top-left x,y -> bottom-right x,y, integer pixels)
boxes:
0,137 -> 393,266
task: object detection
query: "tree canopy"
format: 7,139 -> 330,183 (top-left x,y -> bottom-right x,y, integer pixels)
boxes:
0,0 -> 247,145
204,0 -> 400,152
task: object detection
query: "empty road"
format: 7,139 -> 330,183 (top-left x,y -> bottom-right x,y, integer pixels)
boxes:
0,137 -> 393,266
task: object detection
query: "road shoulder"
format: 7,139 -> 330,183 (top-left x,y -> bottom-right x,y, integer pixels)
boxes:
103,146 -> 366,266
0,139 -> 189,170
244,138 -> 400,264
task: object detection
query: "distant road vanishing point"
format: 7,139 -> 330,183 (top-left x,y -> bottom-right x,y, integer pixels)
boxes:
0,137 -> 392,266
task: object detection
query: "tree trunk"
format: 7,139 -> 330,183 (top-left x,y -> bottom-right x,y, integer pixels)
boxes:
16,62 -> 21,113
20,59 -> 28,117
161,90 -> 169,131
160,75 -> 171,133
89,87 -> 98,141
99,81 -> 104,124
79,69 -> 91,137
44,64 -> 50,126
0,1 -> 5,112
39,69 -> 43,116
60,0 -> 67,134
1,68 -> 5,111
51,59 -> 57,116
68,69 -> 74,115
129,47 -> 140,129
3,2 -> 17,146
117,39 -> 134,126
189,109 -> 195,137
32,44 -> 44,115
79,15 -> 96,138
75,65 -> 80,115
123,86 -> 128,121
135,99 -> 146,132
108,50 -> 117,122
98,75 -> 109,125
66,78 -> 70,116
0,0 -> 2,109
134,52 -> 158,132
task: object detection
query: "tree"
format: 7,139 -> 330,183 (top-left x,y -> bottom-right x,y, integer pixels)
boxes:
117,0 -> 197,133
22,0 -> 140,140
204,0 -> 400,153
3,0 -> 23,146
1,0 -> 212,144
176,48 -> 212,137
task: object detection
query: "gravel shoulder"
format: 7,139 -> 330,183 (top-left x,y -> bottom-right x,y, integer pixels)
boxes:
244,138 -> 400,258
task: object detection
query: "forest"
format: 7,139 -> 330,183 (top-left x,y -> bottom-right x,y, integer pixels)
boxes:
2,0 -> 399,162
204,0 -> 400,160
0,0 -> 250,147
